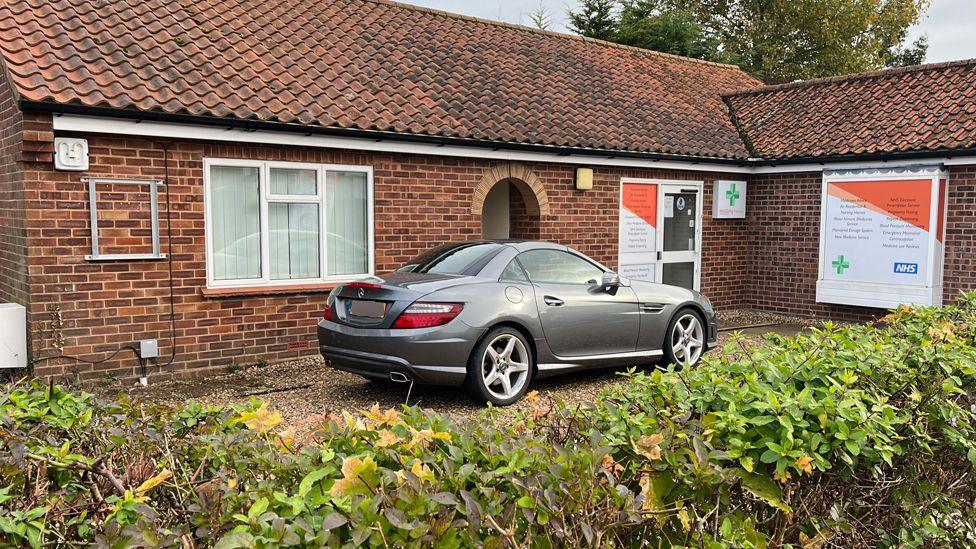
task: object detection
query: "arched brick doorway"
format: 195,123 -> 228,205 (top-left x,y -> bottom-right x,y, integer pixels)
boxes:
472,163 -> 549,240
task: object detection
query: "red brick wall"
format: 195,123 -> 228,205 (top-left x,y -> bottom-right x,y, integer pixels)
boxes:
944,164 -> 976,301
747,165 -> 976,321
22,120 -> 750,381
0,74 -> 27,307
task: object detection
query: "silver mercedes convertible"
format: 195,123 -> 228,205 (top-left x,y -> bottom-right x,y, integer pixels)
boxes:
318,240 -> 717,405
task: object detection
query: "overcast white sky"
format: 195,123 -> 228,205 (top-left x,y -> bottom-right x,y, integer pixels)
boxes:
405,0 -> 976,63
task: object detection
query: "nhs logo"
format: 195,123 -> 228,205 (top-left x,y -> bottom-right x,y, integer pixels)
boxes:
893,262 -> 919,274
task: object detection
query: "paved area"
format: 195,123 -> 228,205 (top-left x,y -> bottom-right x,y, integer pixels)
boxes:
89,312 -> 811,423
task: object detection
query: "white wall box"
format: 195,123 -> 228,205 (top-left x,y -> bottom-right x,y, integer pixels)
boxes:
0,303 -> 27,369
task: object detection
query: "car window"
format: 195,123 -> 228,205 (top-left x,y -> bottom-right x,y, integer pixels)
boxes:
517,250 -> 604,285
499,259 -> 529,282
398,242 -> 504,275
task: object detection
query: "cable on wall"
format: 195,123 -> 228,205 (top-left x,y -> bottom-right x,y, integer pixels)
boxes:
152,141 -> 179,371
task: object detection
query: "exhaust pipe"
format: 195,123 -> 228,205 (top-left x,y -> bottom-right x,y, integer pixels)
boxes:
389,371 -> 411,383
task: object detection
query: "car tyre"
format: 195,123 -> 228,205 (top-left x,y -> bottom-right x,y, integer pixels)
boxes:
663,308 -> 706,368
465,327 -> 534,406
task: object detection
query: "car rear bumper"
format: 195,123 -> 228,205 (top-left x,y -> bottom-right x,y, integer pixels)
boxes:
317,319 -> 475,386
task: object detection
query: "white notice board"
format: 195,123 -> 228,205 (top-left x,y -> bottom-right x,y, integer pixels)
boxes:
816,166 -> 947,309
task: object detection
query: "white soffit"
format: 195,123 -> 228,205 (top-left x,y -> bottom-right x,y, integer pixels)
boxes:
52,115 -> 976,175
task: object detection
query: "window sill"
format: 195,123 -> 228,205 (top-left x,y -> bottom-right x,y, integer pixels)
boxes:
201,283 -> 339,298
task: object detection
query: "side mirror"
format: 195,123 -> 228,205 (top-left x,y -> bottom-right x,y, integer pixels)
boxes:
601,271 -> 621,290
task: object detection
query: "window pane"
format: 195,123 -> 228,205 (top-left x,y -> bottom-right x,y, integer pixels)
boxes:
400,242 -> 503,275
518,250 -> 604,285
663,192 -> 697,252
270,167 -> 317,195
500,258 -> 529,282
269,203 -> 320,280
326,171 -> 368,275
211,165 -> 261,281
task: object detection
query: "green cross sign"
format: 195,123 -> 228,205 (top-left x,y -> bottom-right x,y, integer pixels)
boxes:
725,183 -> 740,206
832,255 -> 850,274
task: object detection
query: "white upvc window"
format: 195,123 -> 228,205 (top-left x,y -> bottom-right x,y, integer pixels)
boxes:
204,158 -> 374,288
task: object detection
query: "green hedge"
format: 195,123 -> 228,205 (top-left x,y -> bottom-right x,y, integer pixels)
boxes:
3,295 -> 976,547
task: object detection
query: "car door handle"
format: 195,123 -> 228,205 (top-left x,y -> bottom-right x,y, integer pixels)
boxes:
544,295 -> 564,306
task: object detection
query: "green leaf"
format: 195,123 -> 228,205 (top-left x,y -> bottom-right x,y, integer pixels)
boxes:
516,496 -> 536,509
737,470 -> 792,513
247,497 -> 269,520
215,531 -> 256,549
298,468 -> 330,498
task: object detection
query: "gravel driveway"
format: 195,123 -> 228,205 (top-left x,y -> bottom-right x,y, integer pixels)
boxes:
90,311 -> 811,423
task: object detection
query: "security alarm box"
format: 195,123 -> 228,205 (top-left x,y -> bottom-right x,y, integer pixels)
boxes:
54,137 -> 90,171
0,303 -> 27,369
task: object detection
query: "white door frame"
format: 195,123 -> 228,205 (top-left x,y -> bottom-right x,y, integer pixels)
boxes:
617,178 -> 703,289
657,182 -> 704,290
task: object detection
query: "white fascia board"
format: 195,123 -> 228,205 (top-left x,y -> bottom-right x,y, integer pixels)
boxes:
52,115 -> 976,176
756,156 -> 976,174
52,114 -> 753,174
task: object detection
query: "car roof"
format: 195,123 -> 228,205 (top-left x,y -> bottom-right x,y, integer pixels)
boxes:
475,239 -> 568,252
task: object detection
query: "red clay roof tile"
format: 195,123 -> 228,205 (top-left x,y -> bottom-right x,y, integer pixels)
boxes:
725,59 -> 976,159
0,0 -> 759,159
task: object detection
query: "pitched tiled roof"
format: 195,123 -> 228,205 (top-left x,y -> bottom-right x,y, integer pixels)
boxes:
725,59 -> 976,160
0,0 -> 760,159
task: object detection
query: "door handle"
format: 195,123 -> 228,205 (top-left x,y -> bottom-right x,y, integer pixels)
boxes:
544,295 -> 564,307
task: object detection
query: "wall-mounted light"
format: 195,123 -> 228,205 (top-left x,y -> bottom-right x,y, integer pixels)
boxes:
575,167 -> 593,191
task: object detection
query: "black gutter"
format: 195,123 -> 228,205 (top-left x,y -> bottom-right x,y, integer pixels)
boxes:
25,100 -> 976,168
22,100 -> 749,167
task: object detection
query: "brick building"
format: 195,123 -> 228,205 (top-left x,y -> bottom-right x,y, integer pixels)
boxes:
0,0 -> 974,380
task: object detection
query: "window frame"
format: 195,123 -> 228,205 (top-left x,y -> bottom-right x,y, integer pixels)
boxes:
203,158 -> 374,289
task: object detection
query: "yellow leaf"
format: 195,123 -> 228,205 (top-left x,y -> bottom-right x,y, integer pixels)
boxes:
341,410 -> 366,431
397,458 -> 435,484
632,435 -> 664,461
774,469 -> 792,483
795,455 -> 814,475
362,404 -> 400,426
403,428 -> 451,451
525,390 -> 540,403
135,469 -> 173,494
239,402 -> 282,433
330,456 -> 378,497
678,508 -> 692,531
376,429 -> 402,447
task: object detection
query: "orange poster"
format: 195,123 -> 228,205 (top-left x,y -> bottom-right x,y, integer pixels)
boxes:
622,183 -> 657,228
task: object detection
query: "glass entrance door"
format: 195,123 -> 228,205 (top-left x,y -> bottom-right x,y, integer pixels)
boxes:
657,185 -> 701,290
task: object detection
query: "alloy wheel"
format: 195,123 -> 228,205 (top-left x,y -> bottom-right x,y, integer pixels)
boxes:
481,334 -> 530,400
671,313 -> 704,367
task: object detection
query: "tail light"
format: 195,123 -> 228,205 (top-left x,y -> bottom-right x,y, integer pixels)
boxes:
323,306 -> 337,321
391,302 -> 463,329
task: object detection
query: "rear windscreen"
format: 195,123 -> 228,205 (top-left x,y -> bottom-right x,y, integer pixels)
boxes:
398,243 -> 505,275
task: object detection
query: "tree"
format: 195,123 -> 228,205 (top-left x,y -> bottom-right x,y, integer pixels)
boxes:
567,0 -> 931,81
528,2 -> 554,30
567,0 -> 618,41
884,35 -> 928,68
615,1 -> 733,61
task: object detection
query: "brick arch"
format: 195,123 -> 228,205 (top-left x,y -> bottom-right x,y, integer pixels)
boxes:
470,163 -> 550,217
